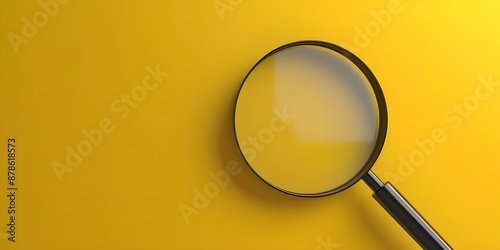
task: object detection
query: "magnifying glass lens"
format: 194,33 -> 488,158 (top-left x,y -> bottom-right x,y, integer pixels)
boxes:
235,45 -> 380,195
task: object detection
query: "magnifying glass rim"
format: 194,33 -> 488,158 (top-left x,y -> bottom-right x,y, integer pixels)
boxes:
233,40 -> 388,197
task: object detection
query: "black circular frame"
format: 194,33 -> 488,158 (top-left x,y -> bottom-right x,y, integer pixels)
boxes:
233,40 -> 388,197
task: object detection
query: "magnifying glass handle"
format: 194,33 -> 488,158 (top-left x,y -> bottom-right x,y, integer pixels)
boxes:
363,171 -> 452,250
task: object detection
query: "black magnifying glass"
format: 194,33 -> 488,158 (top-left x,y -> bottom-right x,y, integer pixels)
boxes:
233,41 -> 451,249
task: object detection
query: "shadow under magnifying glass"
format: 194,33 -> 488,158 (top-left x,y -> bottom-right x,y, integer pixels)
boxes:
347,184 -> 411,249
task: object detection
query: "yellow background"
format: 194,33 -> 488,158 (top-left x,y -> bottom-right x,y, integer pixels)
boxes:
1,0 -> 499,249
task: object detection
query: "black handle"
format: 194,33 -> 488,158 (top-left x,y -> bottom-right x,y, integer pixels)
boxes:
363,171 -> 452,250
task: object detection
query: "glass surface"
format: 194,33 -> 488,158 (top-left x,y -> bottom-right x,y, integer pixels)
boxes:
235,46 -> 379,194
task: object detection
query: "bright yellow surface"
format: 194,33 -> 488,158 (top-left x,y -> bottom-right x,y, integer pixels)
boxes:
0,1 -> 499,249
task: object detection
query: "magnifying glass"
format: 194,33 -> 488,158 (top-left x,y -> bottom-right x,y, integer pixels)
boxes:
233,41 -> 451,249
